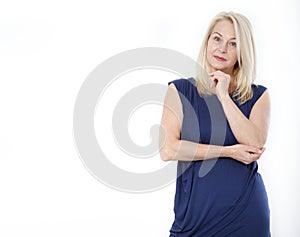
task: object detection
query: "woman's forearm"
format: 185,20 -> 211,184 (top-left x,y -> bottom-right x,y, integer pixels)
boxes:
219,94 -> 264,147
160,138 -> 264,164
160,139 -> 229,162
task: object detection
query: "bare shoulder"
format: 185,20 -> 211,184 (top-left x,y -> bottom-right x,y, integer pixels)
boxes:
168,82 -> 179,93
253,89 -> 271,108
250,89 -> 271,126
164,83 -> 182,107
169,82 -> 176,89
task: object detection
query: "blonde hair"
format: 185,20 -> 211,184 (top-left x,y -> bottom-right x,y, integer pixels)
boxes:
195,11 -> 257,104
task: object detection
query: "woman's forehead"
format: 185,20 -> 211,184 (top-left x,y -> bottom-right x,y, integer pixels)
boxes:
212,20 -> 236,39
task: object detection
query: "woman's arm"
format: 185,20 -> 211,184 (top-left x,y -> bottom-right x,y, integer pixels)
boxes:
159,83 -> 264,164
210,71 -> 271,148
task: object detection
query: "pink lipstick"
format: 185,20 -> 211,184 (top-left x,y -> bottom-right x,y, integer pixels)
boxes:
214,55 -> 226,61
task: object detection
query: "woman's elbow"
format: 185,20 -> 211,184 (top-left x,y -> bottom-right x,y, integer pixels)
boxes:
254,133 -> 268,148
159,145 -> 176,162
247,135 -> 267,149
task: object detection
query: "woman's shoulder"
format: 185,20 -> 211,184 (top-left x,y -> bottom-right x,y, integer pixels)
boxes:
168,77 -> 196,92
251,84 -> 267,94
250,84 -> 268,104
252,84 -> 267,91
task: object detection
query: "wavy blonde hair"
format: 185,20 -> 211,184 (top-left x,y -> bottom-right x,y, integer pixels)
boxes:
195,11 -> 257,104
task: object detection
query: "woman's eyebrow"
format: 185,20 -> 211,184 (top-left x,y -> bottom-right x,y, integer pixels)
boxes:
212,32 -> 222,37
211,32 -> 236,40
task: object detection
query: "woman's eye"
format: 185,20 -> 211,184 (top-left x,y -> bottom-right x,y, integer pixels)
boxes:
213,36 -> 221,42
229,42 -> 237,47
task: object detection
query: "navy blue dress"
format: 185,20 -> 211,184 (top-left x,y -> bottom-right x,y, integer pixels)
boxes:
169,78 -> 270,237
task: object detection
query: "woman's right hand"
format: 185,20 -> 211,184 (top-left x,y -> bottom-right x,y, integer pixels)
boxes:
226,144 -> 265,165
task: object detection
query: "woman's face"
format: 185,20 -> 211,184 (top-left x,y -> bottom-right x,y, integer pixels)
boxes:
206,19 -> 238,75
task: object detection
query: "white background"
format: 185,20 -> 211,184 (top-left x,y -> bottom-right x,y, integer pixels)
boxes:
1,0 -> 300,236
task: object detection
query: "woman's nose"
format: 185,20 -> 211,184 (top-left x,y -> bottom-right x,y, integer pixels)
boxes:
218,43 -> 227,53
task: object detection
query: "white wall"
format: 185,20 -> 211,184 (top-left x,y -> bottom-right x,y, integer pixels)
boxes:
0,0 -> 299,236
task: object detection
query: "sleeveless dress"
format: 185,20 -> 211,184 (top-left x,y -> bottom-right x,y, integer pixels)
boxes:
169,78 -> 270,237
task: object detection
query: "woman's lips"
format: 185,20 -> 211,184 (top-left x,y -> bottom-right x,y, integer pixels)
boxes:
214,55 -> 226,61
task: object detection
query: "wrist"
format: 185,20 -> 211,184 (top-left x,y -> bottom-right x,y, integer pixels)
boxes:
221,146 -> 233,158
218,92 -> 230,101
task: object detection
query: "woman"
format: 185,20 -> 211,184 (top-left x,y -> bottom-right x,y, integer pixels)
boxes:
159,12 -> 271,236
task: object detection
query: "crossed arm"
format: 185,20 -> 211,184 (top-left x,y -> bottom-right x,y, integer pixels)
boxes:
159,73 -> 270,165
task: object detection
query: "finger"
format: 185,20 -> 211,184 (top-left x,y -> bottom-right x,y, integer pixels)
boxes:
250,152 -> 261,158
210,70 -> 223,77
209,76 -> 218,86
247,153 -> 261,163
246,145 -> 262,154
212,71 -> 231,81
209,71 -> 223,78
